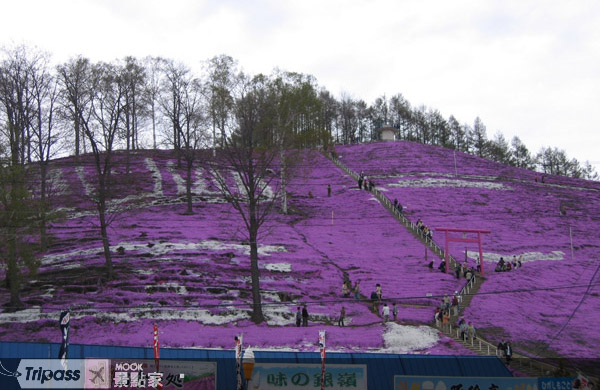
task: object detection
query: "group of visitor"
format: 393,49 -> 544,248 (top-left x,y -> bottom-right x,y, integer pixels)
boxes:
295,305 -> 310,327
416,219 -> 433,240
497,339 -> 513,365
495,255 -> 522,272
380,302 -> 398,323
434,306 -> 477,343
342,279 -> 361,300
455,260 -> 476,280
337,280 -> 398,326
458,317 -> 477,343
357,171 -> 375,191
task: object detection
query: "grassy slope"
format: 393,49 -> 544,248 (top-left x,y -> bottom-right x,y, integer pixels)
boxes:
0,149 -> 471,354
336,141 -> 600,359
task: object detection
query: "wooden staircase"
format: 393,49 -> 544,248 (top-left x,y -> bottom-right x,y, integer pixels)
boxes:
326,152 -> 460,270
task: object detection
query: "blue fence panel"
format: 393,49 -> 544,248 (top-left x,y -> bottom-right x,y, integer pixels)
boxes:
0,341 -> 513,389
457,356 -> 512,377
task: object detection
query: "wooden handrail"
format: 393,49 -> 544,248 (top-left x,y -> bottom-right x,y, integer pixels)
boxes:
325,151 -> 599,381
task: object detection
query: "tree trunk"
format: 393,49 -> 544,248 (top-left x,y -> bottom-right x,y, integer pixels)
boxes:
249,214 -> 264,324
97,179 -> 113,281
7,227 -> 23,309
185,157 -> 193,214
280,148 -> 287,214
75,117 -> 80,158
39,162 -> 48,251
152,101 -> 157,150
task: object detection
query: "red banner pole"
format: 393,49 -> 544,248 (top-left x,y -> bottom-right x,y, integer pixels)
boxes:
236,335 -> 243,390
153,324 -> 163,390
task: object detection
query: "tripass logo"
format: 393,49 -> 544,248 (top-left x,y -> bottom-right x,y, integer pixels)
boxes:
16,359 -> 85,389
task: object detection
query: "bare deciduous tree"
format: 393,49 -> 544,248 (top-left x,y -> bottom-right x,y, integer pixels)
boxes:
75,62 -> 127,281
208,74 -> 281,324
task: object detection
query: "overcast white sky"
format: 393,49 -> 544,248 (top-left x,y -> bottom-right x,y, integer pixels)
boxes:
1,0 -> 598,167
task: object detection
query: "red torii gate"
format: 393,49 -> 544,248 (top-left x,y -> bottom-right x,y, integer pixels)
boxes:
435,227 -> 491,276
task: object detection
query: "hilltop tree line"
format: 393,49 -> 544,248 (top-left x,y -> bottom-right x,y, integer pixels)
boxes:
0,45 -> 327,320
0,45 -> 597,179
0,44 -> 596,318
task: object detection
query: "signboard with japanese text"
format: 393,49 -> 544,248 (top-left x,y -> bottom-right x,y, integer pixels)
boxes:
248,363 -> 366,390
394,376 -> 539,390
110,359 -> 216,390
538,378 -> 575,390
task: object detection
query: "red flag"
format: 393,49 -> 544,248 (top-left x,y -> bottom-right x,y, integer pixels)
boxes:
235,335 -> 243,390
153,324 -> 163,390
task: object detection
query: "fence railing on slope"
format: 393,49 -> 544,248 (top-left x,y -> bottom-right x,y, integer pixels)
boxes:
443,320 -> 562,377
327,153 -> 458,270
326,152 -> 599,381
445,275 -> 598,381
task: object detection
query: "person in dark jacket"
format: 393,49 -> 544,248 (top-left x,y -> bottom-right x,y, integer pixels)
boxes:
302,304 -> 309,327
296,307 -> 302,327
505,342 -> 513,365
497,340 -> 507,357
338,307 -> 346,327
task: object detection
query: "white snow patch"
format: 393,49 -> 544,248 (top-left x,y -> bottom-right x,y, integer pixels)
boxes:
263,306 -> 294,326
232,171 -> 275,200
166,161 -> 187,195
61,264 -> 82,270
261,291 -> 282,302
468,250 -> 565,263
194,168 -> 219,195
381,323 -> 439,353
0,307 -> 250,325
48,168 -> 70,196
145,158 -> 163,196
135,269 -> 154,275
388,178 -> 510,190
146,283 -> 188,295
265,263 -> 291,273
41,240 -> 286,266
75,166 -> 95,196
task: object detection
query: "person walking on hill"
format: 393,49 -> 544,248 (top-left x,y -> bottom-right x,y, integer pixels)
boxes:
327,184 -> 331,197
468,322 -> 476,342
451,294 -> 459,316
338,307 -> 346,327
459,318 -> 468,341
302,304 -> 309,327
382,303 -> 390,323
442,311 -> 450,331
497,340 -> 507,358
353,281 -> 360,300
443,295 -> 450,311
295,307 -> 302,327
505,342 -> 513,365
342,281 -> 350,297
392,303 -> 398,322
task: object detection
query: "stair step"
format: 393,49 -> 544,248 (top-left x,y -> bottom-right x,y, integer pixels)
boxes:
327,153 -> 600,382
